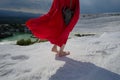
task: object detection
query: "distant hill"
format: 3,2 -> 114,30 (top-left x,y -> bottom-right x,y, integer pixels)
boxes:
0,10 -> 41,24
80,13 -> 120,19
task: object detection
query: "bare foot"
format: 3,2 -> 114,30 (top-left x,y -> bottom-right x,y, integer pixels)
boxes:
51,46 -> 58,53
58,51 -> 70,57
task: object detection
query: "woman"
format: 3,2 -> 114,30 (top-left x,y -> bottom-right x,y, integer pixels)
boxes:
26,0 -> 80,57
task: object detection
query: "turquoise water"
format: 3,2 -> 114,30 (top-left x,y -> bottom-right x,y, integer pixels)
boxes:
0,33 -> 37,42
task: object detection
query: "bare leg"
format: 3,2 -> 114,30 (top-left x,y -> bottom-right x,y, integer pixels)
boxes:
58,44 -> 70,57
51,44 -> 58,53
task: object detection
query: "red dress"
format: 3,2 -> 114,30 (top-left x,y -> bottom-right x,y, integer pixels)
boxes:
26,0 -> 80,47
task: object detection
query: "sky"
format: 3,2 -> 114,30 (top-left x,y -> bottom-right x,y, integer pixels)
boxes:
0,0 -> 120,14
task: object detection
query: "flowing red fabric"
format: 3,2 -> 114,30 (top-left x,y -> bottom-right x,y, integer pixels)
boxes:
26,0 -> 80,47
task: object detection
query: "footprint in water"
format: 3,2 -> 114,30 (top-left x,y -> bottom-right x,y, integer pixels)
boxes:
11,55 -> 29,61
